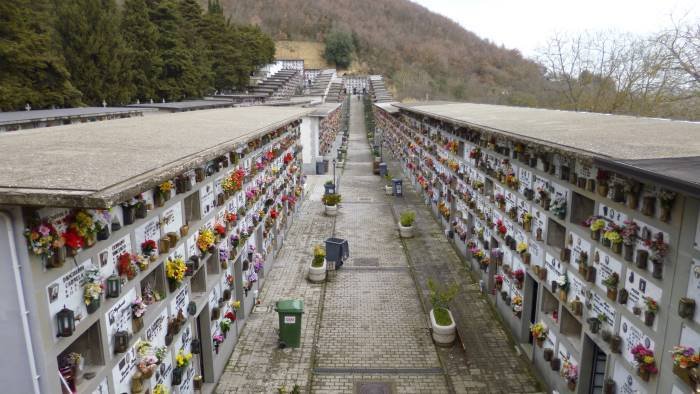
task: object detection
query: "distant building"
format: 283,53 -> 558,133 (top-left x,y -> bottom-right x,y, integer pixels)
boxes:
0,107 -> 148,132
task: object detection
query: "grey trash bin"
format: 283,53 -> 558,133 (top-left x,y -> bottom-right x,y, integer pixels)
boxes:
325,237 -> 349,269
392,179 -> 403,197
316,160 -> 325,175
379,162 -> 387,177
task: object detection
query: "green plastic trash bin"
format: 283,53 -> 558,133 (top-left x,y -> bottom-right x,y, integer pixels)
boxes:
275,299 -> 304,348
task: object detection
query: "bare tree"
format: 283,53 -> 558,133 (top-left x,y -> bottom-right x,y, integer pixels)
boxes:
657,20 -> 700,87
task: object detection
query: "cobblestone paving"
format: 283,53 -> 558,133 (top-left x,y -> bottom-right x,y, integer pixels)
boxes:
310,99 -> 449,393
386,152 -> 543,393
216,175 -> 333,393
217,97 -> 541,394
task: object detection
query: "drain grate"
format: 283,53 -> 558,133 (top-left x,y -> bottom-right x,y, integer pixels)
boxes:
357,197 -> 373,202
353,257 -> 379,267
355,382 -> 394,394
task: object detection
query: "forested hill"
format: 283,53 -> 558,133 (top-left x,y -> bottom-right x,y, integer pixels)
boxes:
210,0 -> 550,104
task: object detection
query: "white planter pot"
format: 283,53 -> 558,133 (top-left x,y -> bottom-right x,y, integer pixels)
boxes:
324,204 -> 338,216
308,259 -> 327,283
385,185 -> 393,195
399,223 -> 414,238
430,308 -> 456,346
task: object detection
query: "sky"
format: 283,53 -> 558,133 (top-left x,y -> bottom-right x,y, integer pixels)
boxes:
411,0 -> 699,58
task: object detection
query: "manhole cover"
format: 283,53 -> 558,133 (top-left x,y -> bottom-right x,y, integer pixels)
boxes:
353,257 -> 379,267
355,382 -> 393,394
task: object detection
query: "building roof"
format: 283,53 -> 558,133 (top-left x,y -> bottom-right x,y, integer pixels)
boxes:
0,107 -> 148,127
395,102 -> 700,161
0,106 -> 311,208
309,103 -> 341,117
374,102 -> 400,114
127,100 -> 234,111
394,101 -> 700,195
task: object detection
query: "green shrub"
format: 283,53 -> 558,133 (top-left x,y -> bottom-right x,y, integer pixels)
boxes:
400,211 -> 416,227
427,278 -> 459,311
433,307 -> 452,326
312,245 -> 325,267
322,193 -> 341,206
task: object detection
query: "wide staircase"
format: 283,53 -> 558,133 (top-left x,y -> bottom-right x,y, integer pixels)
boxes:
250,69 -> 302,100
308,69 -> 335,97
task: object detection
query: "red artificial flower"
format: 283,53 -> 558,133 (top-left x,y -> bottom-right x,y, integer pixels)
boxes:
117,252 -> 133,276
141,239 -> 157,254
63,230 -> 84,249
224,311 -> 236,321
214,224 -> 226,236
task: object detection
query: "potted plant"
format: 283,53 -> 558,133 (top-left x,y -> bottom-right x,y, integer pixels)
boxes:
24,219 -> 66,268
602,273 -> 619,301
172,349 -> 192,386
427,278 -> 459,345
621,220 -> 638,262
530,322 -> 548,347
670,345 -> 700,388
82,266 -> 103,314
586,217 -> 606,241
631,344 -> 658,381
166,256 -> 186,292
308,245 -> 327,283
550,196 -> 567,220
322,193 -> 341,216
561,359 -> 578,391
644,296 -> 658,326
646,232 -> 668,279
384,173 -> 393,195
141,239 -> 158,262
131,297 -> 147,332
399,210 -> 416,238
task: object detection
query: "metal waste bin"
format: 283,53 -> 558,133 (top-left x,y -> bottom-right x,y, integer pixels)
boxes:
315,160 -> 326,175
275,299 -> 304,348
392,179 -> 403,197
325,237 -> 349,269
379,162 -> 387,177
324,182 -> 336,195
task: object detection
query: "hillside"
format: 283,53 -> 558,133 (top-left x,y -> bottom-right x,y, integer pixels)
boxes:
208,0 -> 549,104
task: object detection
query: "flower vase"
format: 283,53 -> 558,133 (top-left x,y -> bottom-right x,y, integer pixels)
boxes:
567,381 -> 576,391
86,298 -> 101,314
49,246 -> 67,268
577,177 -> 587,189
154,192 -> 165,208
601,237 -> 611,248
168,280 -> 179,293
623,243 -> 634,262
679,297 -> 696,319
652,261 -> 663,279
180,224 -> 189,237
172,367 -> 183,386
644,311 -> 655,326
618,289 -> 628,305
123,205 -> 136,225
672,364 -> 695,387
660,206 -> 671,222
586,179 -> 596,192
641,196 -> 655,217
591,229 -> 600,241
597,183 -> 609,197
550,358 -> 561,371
611,242 -> 622,254
538,268 -> 547,281
636,251 -> 648,269
626,193 -> 638,210
637,368 -> 650,382
559,290 -> 567,302
135,203 -> 147,219
97,226 -> 110,241
536,337 -> 544,348
132,316 -> 143,333
606,287 -> 617,302
159,237 -> 170,254
543,348 -> 553,361
536,228 -> 543,241
586,266 -> 596,282
610,335 -> 622,353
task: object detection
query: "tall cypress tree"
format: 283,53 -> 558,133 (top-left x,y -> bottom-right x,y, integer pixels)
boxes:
122,0 -> 161,102
0,0 -> 81,110
54,0 -> 134,105
149,0 -> 198,100
201,3 -> 245,92
177,0 -> 213,95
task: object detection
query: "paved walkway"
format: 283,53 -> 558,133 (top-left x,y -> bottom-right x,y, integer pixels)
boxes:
216,97 -> 541,393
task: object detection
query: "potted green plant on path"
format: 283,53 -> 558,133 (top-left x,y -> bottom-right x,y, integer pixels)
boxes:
399,210 -> 416,238
427,278 -> 459,345
322,193 -> 341,216
384,172 -> 393,195
308,245 -> 327,283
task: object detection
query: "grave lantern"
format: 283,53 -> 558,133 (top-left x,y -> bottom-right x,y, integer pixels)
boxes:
106,274 -> 121,298
191,338 -> 201,354
114,331 -> 129,353
187,301 -> 197,316
56,306 -> 75,337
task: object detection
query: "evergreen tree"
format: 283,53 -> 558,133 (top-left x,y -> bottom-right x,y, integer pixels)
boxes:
149,0 -> 198,100
177,0 -> 213,95
53,0 -> 134,105
323,29 -> 354,69
0,0 -> 81,110
201,8 -> 244,92
122,0 -> 161,102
